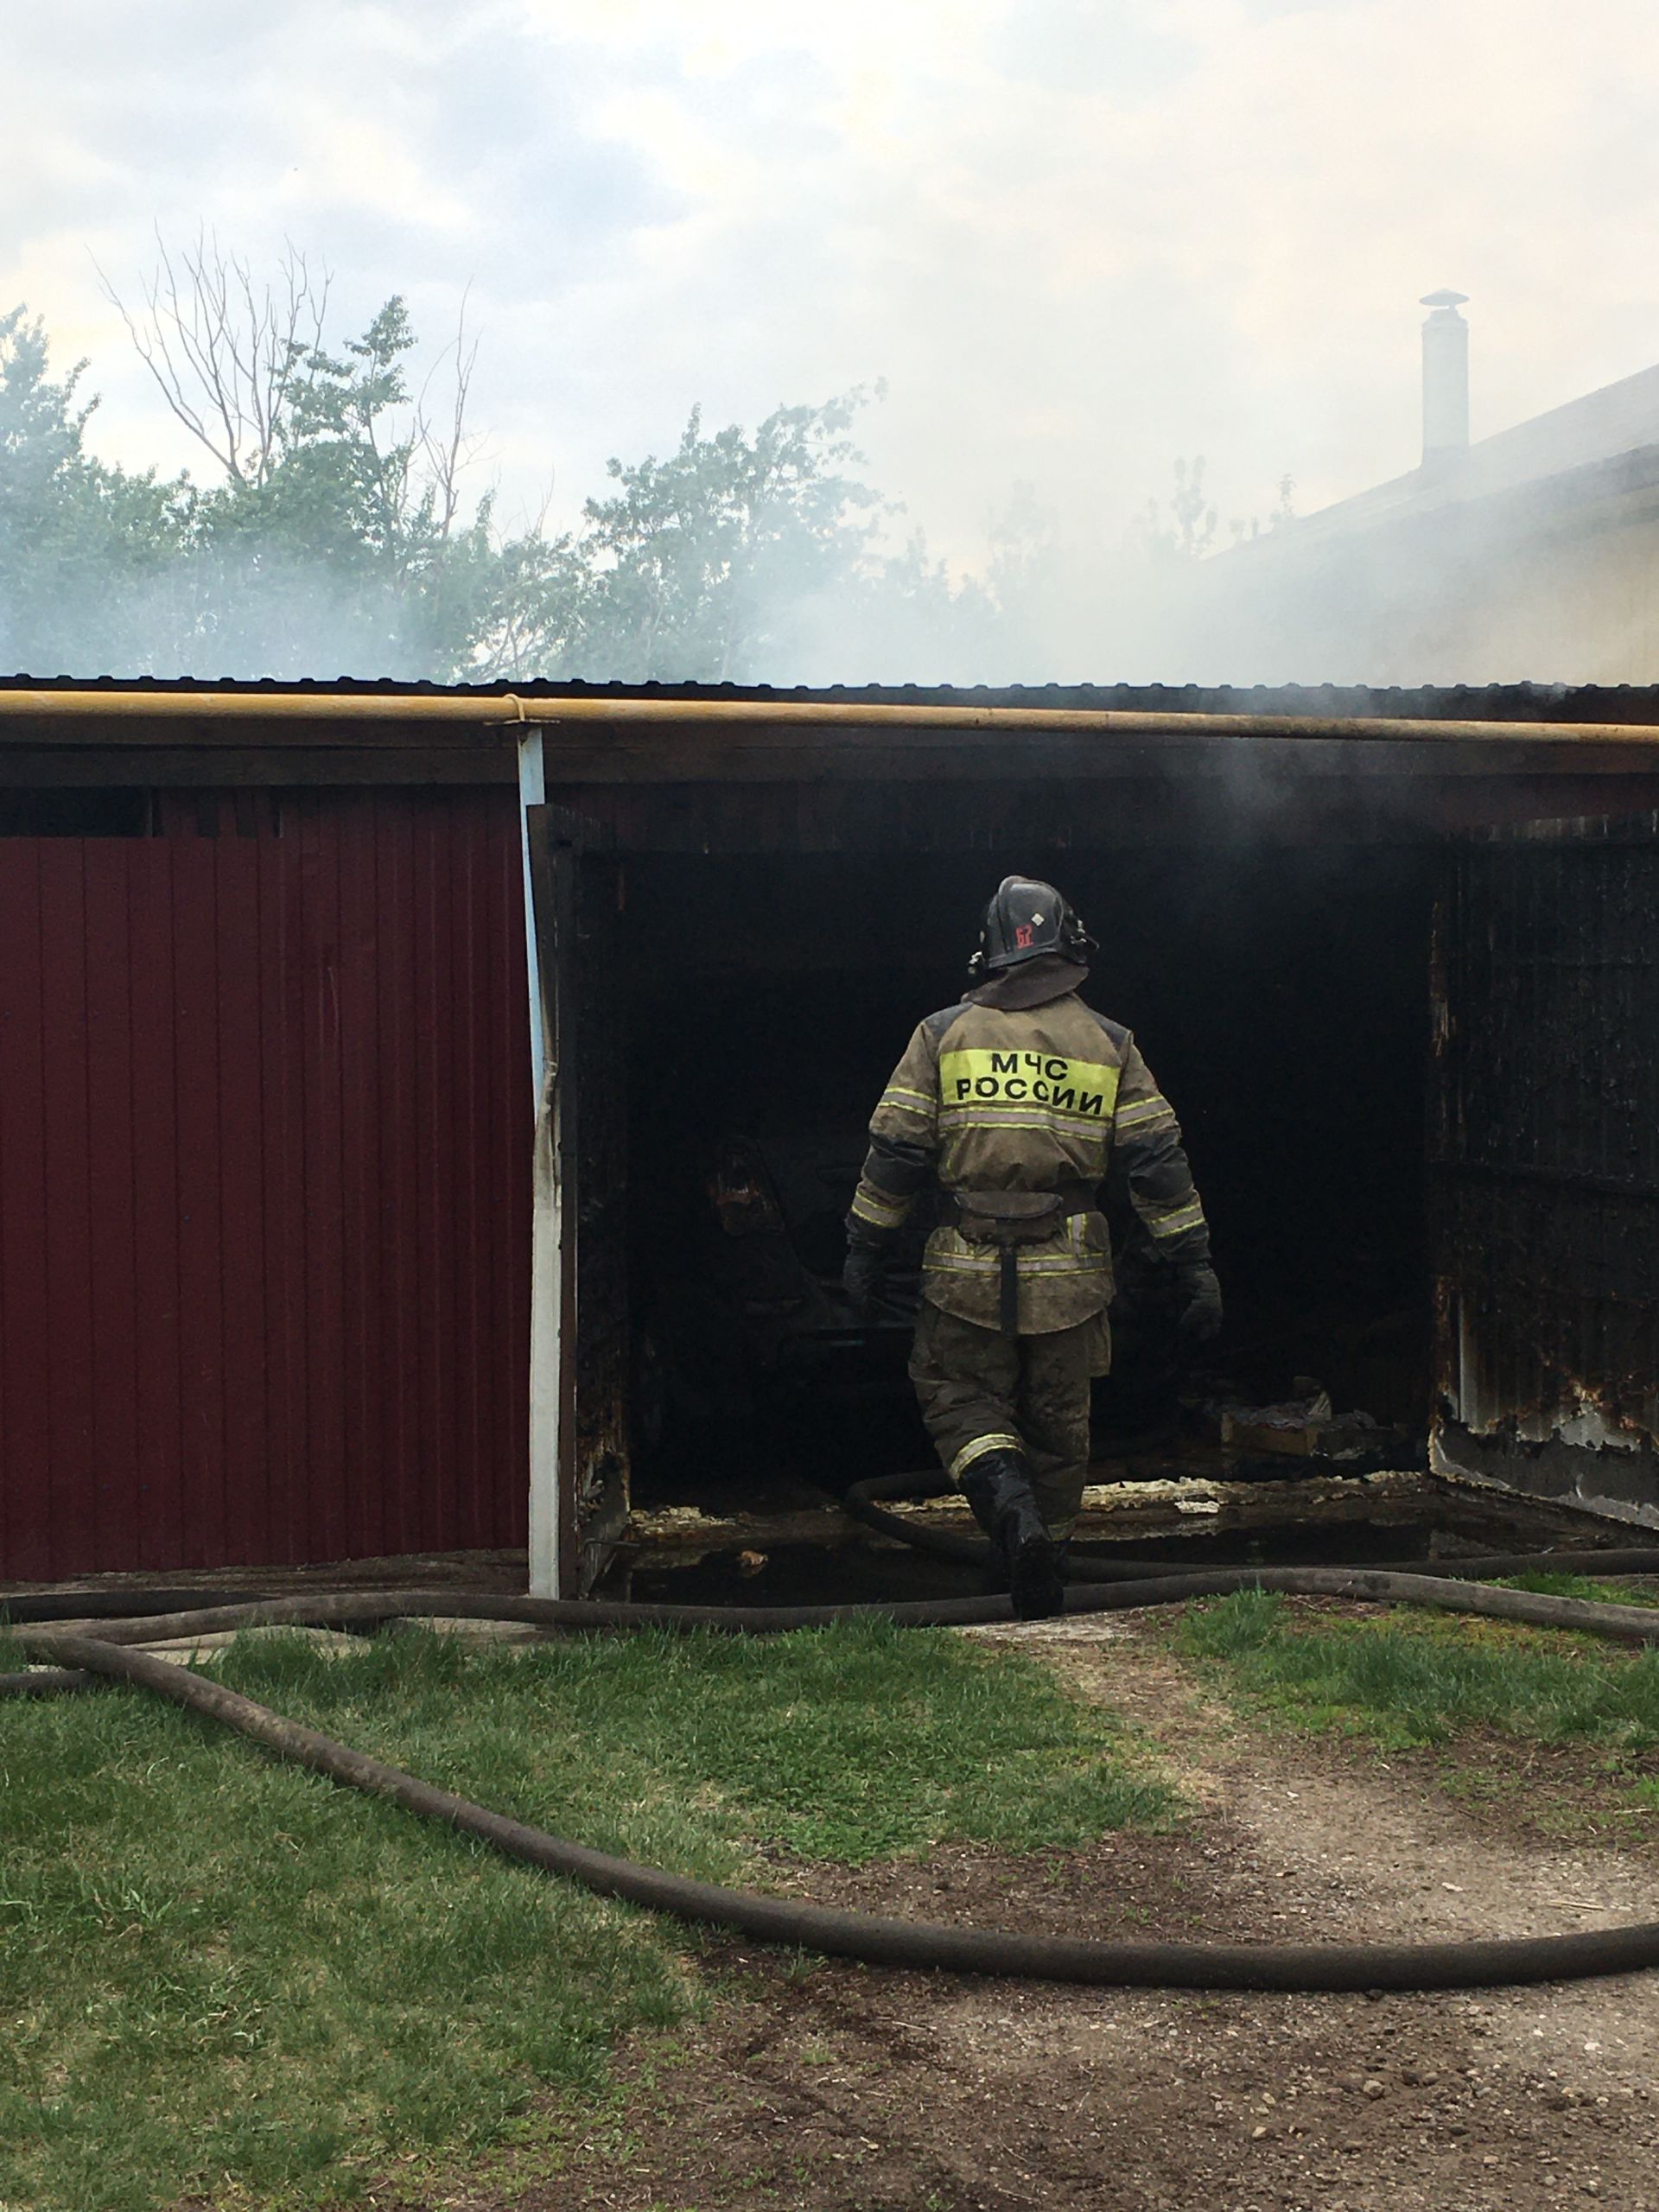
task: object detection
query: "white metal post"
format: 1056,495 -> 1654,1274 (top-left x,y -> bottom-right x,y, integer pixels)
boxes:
518,732 -> 562,1597
518,728 -> 547,1079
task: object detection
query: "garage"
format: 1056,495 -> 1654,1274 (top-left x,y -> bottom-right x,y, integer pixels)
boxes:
0,678 -> 1653,1593
521,685 -> 1659,1592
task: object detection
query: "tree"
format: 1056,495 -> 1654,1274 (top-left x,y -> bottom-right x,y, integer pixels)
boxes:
1228,472 -> 1298,546
184,295 -> 496,675
557,394 -> 884,681
468,507 -> 589,681
1138,455 -> 1218,563
103,232 -> 328,490
0,308 -> 186,673
105,238 -> 493,677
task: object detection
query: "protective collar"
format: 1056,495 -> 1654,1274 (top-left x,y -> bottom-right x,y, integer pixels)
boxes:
963,955 -> 1090,1011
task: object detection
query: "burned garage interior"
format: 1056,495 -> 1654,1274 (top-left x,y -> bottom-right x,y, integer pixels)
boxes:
616,842 -> 1432,1474
523,683 -> 1659,1595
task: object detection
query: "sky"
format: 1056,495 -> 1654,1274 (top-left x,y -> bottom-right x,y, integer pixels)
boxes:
5,0 -> 1658,572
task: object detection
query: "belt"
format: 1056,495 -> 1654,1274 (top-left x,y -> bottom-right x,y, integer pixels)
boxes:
944,1180 -> 1099,1335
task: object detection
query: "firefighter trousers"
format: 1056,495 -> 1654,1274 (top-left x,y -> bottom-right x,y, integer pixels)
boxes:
907,1299 -> 1110,1536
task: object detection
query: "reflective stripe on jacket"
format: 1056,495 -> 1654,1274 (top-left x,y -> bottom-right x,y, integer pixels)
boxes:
849,977 -> 1211,1333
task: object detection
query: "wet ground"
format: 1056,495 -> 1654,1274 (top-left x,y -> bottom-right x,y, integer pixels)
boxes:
598,1468 -> 1645,1611
602,1525 -> 1464,1612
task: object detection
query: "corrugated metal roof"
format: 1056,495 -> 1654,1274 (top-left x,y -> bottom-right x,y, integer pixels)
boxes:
4,675 -> 1659,717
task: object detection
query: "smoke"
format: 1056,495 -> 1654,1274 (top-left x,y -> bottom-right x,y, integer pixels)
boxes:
760,499 -> 1215,689
0,537 -> 471,687
7,309 -> 1656,691
1166,433 -> 1659,691
765,386 -> 1659,692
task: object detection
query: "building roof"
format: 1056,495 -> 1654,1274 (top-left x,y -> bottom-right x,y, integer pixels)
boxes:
3,674 -> 1659,716
1243,360 -> 1659,553
0,679 -> 1653,850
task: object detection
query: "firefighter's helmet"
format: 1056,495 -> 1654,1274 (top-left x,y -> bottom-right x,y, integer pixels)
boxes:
967,875 -> 1096,982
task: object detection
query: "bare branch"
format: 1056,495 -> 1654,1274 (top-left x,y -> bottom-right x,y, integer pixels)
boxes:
416,285 -> 486,543
99,228 -> 334,487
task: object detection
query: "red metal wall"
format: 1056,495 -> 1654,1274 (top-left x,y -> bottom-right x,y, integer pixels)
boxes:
0,788 -> 531,1580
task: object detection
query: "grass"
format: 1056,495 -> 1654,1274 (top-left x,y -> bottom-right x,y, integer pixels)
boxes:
0,1618 -> 1169,2212
1179,1584 -> 1659,1758
1492,1570 -> 1659,1609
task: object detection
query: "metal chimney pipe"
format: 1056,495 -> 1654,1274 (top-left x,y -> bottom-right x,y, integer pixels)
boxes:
1420,289 -> 1470,469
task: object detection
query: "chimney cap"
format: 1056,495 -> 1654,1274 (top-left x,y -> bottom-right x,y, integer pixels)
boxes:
1420,288 -> 1469,311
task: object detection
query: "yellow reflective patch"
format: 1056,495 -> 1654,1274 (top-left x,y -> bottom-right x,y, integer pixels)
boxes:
851,1185 -> 912,1227
1147,1199 -> 1206,1238
938,1048 -> 1120,1123
927,1251 -> 1106,1275
950,1433 -> 1025,1479
1115,1094 -> 1173,1128
938,1110 -> 1109,1138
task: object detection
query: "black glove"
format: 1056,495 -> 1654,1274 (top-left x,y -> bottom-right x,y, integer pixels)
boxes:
1174,1264 -> 1224,1344
842,1239 -> 889,1318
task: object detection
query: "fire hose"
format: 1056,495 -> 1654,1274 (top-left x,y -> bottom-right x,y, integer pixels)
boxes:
7,1553 -> 1659,1993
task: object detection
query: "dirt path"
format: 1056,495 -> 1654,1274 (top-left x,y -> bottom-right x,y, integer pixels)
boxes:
416,1617 -> 1659,2212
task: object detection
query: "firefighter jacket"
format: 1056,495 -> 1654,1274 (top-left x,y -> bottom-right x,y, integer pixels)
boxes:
849,959 -> 1211,1335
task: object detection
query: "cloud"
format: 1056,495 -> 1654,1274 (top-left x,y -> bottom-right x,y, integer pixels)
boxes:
3,0 -> 1656,586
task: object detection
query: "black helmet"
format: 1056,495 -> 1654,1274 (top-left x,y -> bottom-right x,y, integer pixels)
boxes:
967,875 -> 1096,982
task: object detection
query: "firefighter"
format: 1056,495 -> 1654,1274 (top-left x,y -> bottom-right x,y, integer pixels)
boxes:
842,876 -> 1221,1619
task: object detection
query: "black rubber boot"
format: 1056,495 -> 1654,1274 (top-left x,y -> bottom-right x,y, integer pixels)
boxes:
957,1449 -> 1066,1622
